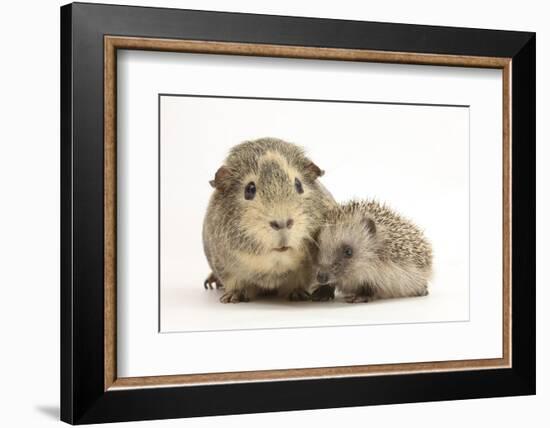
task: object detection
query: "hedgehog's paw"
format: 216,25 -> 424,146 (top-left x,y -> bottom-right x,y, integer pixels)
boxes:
418,287 -> 429,297
204,272 -> 224,290
288,288 -> 311,302
219,289 -> 249,304
413,284 -> 429,297
311,285 -> 335,302
345,294 -> 371,304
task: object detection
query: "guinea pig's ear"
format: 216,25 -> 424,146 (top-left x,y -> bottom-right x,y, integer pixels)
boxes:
304,161 -> 325,181
363,217 -> 376,235
209,166 -> 233,192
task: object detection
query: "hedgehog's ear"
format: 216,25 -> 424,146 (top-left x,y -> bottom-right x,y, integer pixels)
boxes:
209,166 -> 232,192
363,217 -> 376,235
304,160 -> 325,181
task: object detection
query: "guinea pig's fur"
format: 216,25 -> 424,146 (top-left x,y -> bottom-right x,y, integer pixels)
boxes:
311,200 -> 432,303
203,137 -> 336,303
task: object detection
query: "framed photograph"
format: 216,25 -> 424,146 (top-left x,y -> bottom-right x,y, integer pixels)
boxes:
60,2 -> 535,424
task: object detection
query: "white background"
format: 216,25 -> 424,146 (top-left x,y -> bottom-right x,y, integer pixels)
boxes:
119,52 -> 502,377
0,0 -> 547,427
159,96 -> 471,332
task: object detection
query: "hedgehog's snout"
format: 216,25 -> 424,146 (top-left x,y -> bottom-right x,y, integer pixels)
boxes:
317,271 -> 329,284
316,264 -> 337,284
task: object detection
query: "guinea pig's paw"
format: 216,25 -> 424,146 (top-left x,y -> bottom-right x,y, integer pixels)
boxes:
256,288 -> 278,297
219,290 -> 250,304
345,294 -> 372,304
311,285 -> 335,302
204,272 -> 223,290
287,288 -> 311,302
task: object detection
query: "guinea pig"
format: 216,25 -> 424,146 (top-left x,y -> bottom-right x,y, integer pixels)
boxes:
311,200 -> 433,303
203,137 -> 336,303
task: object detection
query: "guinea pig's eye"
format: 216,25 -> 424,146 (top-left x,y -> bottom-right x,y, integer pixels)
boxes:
294,177 -> 304,194
244,181 -> 256,200
343,245 -> 353,258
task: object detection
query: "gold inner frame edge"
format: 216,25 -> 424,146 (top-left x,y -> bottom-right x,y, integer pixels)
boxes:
104,36 -> 512,391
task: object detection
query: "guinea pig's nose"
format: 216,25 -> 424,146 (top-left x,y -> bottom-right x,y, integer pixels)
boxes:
317,272 -> 329,284
269,219 -> 294,230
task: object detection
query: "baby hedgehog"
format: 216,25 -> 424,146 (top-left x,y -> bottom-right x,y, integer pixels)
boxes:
311,200 -> 432,303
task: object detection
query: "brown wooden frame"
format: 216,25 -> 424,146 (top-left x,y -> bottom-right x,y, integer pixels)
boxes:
103,35 -> 512,391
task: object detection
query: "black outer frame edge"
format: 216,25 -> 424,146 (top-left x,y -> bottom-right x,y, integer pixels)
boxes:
69,1 -> 533,57
510,35 -> 536,392
60,2 -> 536,424
79,370 -> 532,425
60,4 -> 74,425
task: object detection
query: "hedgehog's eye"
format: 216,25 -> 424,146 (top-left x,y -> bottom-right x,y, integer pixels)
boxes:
294,177 -> 304,194
343,245 -> 353,258
244,182 -> 256,200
